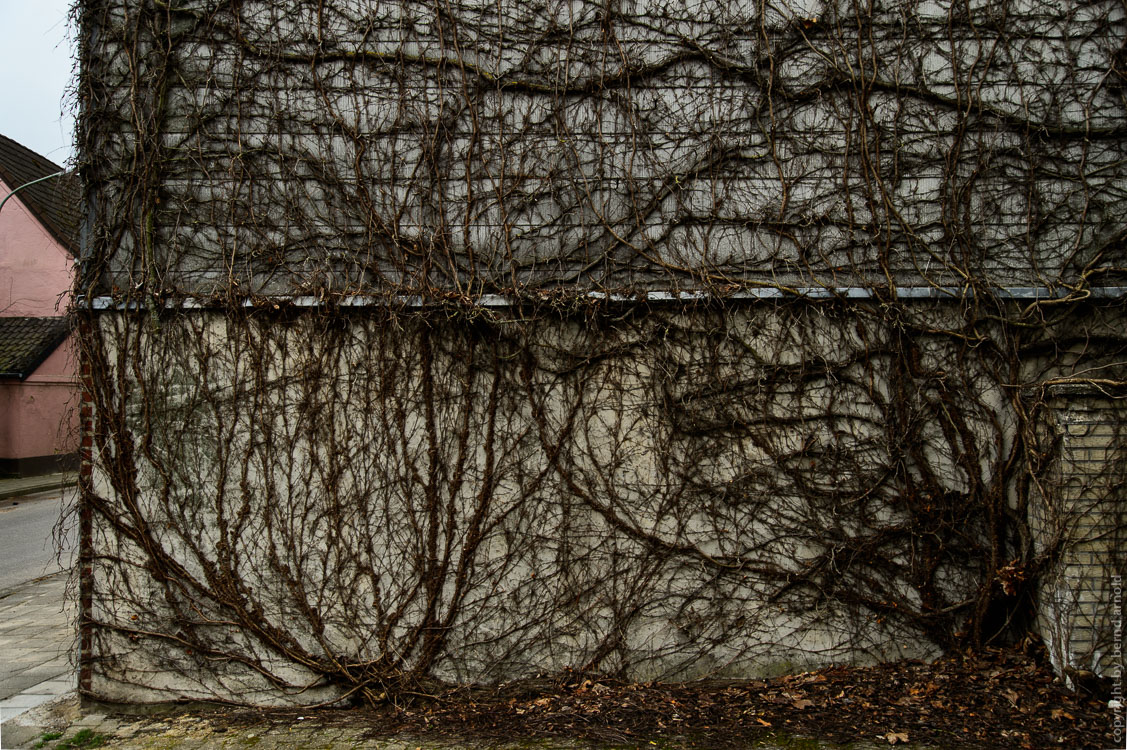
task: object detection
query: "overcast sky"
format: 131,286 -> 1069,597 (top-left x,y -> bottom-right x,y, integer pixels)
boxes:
0,0 -> 77,167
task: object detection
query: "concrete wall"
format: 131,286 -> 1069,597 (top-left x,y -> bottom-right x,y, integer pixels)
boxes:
79,0 -> 1127,295
81,302 -> 1055,704
76,0 -> 1126,705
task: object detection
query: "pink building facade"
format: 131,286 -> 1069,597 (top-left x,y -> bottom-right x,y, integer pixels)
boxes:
0,134 -> 79,476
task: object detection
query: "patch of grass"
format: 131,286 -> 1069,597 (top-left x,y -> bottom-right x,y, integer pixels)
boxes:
755,733 -> 853,749
51,728 -> 109,749
601,732 -> 846,749
33,731 -> 63,749
769,735 -> 829,749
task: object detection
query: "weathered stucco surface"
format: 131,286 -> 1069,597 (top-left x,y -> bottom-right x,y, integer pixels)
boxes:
80,0 -> 1127,296
82,303 -> 1120,704
77,0 -> 1125,705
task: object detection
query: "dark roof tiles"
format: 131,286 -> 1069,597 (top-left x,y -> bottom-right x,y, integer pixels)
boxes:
0,133 -> 79,254
0,317 -> 70,380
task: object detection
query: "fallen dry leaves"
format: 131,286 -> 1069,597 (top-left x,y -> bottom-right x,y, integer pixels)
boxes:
200,645 -> 1116,749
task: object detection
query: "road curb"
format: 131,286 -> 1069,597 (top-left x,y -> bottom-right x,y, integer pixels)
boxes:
0,568 -> 69,602
0,473 -> 76,502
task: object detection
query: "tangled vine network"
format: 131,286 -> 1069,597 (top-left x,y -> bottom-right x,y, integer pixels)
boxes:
75,0 -> 1127,705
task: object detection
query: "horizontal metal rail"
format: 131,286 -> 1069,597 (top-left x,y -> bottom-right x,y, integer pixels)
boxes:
82,286 -> 1127,310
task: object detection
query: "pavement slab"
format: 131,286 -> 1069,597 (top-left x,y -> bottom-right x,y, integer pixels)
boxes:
0,571 -> 77,730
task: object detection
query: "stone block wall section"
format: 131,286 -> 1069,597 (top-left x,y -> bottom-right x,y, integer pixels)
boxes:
1036,385 -> 1126,682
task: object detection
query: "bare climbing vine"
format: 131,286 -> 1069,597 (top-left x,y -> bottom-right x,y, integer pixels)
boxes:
73,0 -> 1126,704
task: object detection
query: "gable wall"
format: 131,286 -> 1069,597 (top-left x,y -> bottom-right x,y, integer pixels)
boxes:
0,176 -> 73,317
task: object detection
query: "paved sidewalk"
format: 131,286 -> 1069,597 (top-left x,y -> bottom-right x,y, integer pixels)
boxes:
0,474 -> 79,744
0,474 -> 76,503
0,572 -> 77,724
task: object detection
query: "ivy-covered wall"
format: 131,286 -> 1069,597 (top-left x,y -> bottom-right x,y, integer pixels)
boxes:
76,0 -> 1126,704
79,0 -> 1126,297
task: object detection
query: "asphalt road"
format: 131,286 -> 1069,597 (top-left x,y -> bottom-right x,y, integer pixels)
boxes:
0,488 -> 75,592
